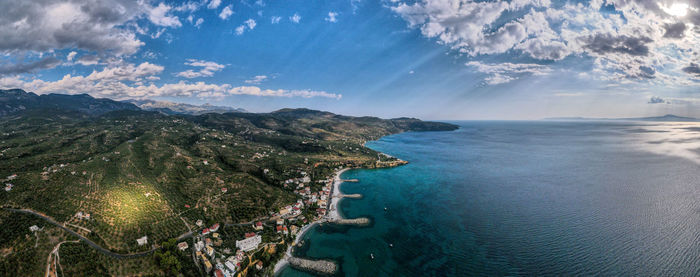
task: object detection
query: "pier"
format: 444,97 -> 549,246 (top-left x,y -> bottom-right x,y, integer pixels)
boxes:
341,193 -> 362,199
287,257 -> 338,275
341,178 -> 359,182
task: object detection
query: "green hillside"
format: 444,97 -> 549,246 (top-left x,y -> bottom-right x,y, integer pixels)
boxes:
0,89 -> 457,276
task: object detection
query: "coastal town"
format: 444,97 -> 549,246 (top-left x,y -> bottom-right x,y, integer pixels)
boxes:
0,91 -> 456,276
3,158 -> 386,276
170,166 -> 367,276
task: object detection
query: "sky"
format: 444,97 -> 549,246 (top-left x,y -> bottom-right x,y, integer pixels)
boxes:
1,0 -> 700,120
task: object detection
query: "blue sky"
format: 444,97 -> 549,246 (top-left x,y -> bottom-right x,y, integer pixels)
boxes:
1,0 -> 700,119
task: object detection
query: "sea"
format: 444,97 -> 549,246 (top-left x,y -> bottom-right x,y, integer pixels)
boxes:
278,120 -> 700,276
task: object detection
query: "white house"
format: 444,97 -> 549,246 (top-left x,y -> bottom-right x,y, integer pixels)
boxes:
235,235 -> 261,252
136,236 -> 148,246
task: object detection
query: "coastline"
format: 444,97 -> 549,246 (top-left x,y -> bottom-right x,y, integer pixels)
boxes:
327,168 -> 350,221
273,167 -> 350,275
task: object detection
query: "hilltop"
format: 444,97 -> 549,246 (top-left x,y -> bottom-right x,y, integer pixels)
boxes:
0,89 -> 457,276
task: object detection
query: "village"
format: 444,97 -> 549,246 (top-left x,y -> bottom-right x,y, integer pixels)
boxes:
172,169 -> 336,277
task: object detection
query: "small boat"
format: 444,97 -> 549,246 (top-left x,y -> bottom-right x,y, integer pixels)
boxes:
370,253 -> 375,260
389,243 -> 393,248
383,207 -> 387,211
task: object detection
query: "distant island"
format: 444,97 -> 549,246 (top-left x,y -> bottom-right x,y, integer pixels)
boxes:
0,89 -> 457,276
543,114 -> 699,122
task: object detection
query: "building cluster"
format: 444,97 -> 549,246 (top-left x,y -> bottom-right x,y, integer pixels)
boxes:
277,199 -> 304,219
291,177 -> 333,218
3,174 -> 16,191
275,219 -> 300,236
191,222 -> 265,277
75,211 -> 91,220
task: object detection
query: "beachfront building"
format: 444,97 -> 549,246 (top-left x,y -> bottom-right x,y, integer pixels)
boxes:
235,235 -> 261,252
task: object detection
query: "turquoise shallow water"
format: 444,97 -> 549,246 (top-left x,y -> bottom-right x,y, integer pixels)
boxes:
279,121 -> 700,276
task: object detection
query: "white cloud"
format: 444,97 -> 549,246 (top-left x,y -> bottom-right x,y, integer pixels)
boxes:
66,51 -> 77,62
176,59 -> 226,78
235,19 -> 256,35
175,2 -> 201,13
245,19 -> 257,29
244,75 -> 267,84
235,25 -> 246,35
0,63 -> 341,100
290,13 -> 301,23
390,0 -> 700,85
147,2 -> 182,27
194,18 -> 204,28
466,61 -> 551,85
0,0 -> 146,56
76,55 -> 100,66
326,12 -> 338,23
219,5 -> 233,20
271,16 -> 282,24
207,0 -> 222,9
229,86 -> 341,99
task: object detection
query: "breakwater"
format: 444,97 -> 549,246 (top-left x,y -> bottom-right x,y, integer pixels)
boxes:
287,256 -> 337,275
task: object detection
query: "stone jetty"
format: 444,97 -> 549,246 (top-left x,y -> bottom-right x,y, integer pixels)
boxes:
288,257 -> 338,275
329,217 -> 371,226
341,193 -> 362,199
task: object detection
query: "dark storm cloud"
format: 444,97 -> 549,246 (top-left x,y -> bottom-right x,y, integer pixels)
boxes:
582,34 -> 652,56
663,22 -> 686,38
0,57 -> 60,75
0,0 -> 145,55
648,96 -> 669,104
683,63 -> 700,75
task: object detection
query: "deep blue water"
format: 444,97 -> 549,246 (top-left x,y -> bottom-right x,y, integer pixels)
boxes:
279,121 -> 700,276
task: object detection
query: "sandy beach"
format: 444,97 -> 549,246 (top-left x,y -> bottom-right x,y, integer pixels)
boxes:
327,168 -> 350,221
273,167 -> 349,275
